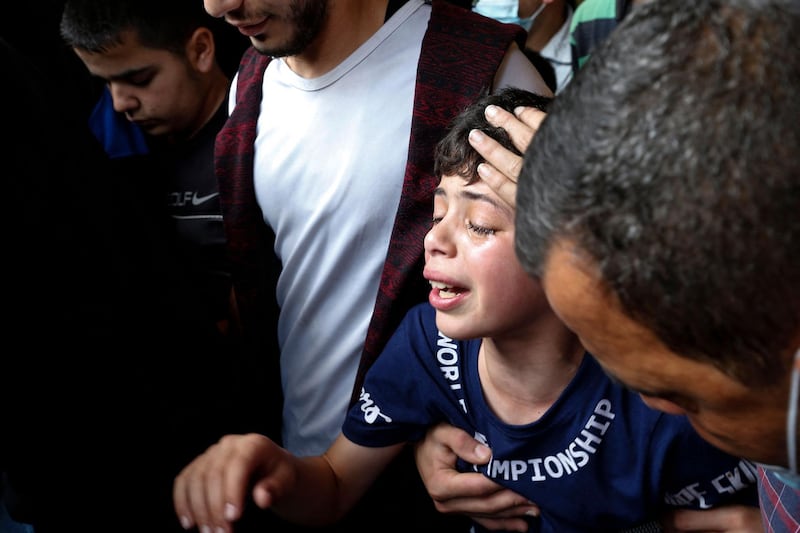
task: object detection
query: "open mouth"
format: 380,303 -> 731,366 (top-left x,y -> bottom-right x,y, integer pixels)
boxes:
429,280 -> 464,299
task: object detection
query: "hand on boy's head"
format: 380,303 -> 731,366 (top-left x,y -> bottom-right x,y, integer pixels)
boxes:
487,104 -> 545,155
475,155 -> 519,209
468,104 -> 546,207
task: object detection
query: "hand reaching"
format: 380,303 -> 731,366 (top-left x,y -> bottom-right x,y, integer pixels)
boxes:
173,433 -> 295,533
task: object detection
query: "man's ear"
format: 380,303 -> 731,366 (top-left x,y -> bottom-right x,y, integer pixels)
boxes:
186,27 -> 216,73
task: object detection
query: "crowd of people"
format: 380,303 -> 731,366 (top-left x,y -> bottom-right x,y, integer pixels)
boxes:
2,0 -> 797,532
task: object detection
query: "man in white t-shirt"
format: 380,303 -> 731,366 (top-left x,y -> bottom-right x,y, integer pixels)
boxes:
176,1 -> 552,532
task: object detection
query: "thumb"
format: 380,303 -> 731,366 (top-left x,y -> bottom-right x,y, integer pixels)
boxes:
436,424 -> 492,465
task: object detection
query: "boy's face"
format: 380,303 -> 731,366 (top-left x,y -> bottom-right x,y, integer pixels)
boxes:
423,174 -> 549,341
74,30 -> 208,139
541,239 -> 793,467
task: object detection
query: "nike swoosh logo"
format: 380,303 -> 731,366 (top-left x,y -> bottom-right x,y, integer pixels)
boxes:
192,192 -> 220,206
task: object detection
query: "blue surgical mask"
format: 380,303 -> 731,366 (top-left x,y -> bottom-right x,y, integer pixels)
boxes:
473,0 -> 546,31
756,347 -> 800,489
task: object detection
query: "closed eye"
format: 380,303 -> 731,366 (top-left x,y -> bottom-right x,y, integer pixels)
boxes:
467,221 -> 495,236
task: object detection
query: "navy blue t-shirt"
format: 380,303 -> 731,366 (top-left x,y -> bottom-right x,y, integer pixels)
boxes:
343,303 -> 758,532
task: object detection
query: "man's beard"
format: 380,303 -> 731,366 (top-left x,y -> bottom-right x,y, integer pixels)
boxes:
253,0 -> 329,57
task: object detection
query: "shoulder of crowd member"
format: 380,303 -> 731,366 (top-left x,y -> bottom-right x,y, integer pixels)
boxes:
568,0 -> 635,72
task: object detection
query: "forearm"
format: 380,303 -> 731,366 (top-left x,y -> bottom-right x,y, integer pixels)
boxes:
272,437 -> 403,526
269,455 -> 346,526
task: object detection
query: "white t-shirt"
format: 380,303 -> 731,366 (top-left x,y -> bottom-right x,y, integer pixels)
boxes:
540,4 -> 574,93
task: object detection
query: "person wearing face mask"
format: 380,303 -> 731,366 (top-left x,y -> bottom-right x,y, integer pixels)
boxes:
473,0 -> 575,93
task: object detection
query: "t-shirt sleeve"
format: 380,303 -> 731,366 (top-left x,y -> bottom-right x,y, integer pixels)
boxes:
343,303 -> 442,447
494,42 -> 555,97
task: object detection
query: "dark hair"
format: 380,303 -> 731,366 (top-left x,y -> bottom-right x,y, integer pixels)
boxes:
60,0 -> 218,54
516,0 -> 800,385
434,87 -> 551,184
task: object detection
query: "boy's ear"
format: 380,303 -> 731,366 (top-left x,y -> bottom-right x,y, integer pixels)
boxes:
186,27 -> 216,73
